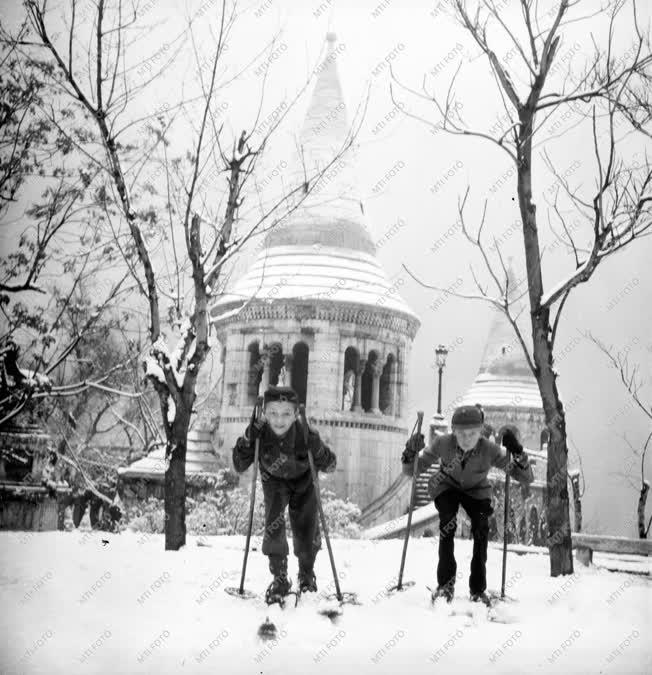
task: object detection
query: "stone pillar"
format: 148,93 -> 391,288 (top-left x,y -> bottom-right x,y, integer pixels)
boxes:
283,354 -> 293,387
353,358 -> 366,412
258,350 -> 270,397
386,357 -> 398,416
370,361 -> 383,414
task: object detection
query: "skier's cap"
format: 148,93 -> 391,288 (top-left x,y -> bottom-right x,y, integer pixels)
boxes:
263,385 -> 299,406
451,405 -> 484,428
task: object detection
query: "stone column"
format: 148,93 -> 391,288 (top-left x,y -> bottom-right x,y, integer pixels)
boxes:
370,361 -> 383,414
352,358 -> 366,412
258,350 -> 270,397
386,357 -> 398,416
283,354 -> 293,387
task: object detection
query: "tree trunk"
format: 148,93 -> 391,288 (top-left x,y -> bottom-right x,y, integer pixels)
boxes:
518,110 -> 573,576
165,409 -> 190,550
638,481 -> 649,539
539,369 -> 574,576
570,473 -> 582,532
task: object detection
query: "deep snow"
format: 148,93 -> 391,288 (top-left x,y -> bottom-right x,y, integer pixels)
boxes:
1,530 -> 650,674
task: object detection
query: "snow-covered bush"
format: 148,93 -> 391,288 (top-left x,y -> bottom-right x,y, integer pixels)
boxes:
122,484 -> 362,538
125,497 -> 167,533
321,489 -> 362,538
185,493 -> 230,535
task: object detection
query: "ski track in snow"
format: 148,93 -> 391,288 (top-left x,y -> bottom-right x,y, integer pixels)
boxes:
1,531 -> 651,674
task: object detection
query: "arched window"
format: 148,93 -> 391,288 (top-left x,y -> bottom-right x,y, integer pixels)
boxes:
219,345 -> 227,407
519,515 -> 527,544
507,505 -> 517,544
342,347 -> 359,411
280,353 -> 293,386
488,515 -> 498,542
379,353 -> 396,415
267,342 -> 284,386
361,350 -> 379,412
291,342 -> 309,405
540,428 -> 550,452
529,506 -> 540,546
497,424 -> 521,445
247,342 -> 262,406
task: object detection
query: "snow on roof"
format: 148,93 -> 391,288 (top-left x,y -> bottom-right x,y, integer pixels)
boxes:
460,374 -> 543,409
118,432 -> 221,479
212,244 -> 418,321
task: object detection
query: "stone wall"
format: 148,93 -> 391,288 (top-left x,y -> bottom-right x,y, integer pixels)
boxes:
483,406 -> 546,453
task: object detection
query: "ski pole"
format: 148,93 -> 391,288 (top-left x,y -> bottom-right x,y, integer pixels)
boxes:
500,446 -> 511,599
298,404 -> 343,603
395,411 -> 424,592
239,398 -> 262,595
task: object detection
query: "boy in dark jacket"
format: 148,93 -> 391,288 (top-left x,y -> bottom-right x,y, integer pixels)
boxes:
232,385 -> 336,604
402,405 -> 533,605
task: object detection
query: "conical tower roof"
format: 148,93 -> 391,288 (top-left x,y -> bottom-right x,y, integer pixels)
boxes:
461,264 -> 542,408
211,34 -> 418,323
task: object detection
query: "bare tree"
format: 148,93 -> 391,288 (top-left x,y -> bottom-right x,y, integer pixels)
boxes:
18,0 -> 362,549
589,333 -> 652,538
0,19 -> 139,428
394,0 -> 651,574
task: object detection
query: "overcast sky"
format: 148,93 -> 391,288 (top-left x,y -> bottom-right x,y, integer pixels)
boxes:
3,0 -> 651,536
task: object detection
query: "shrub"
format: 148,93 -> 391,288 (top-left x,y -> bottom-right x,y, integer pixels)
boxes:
124,497 -> 167,533
321,489 -> 362,538
122,481 -> 362,539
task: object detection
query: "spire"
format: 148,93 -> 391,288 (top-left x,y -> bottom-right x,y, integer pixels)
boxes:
212,33 -> 419,325
264,33 -> 373,253
478,260 -> 531,378
299,32 -> 348,155
461,258 -> 542,409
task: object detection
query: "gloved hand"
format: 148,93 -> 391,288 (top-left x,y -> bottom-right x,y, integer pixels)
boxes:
401,432 -> 425,464
244,404 -> 264,444
501,428 -> 523,455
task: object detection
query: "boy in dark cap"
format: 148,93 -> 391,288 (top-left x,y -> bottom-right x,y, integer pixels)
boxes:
232,385 -> 337,604
402,404 -> 533,605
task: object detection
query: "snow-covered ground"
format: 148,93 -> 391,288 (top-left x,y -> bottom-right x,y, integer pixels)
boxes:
2,530 -> 651,675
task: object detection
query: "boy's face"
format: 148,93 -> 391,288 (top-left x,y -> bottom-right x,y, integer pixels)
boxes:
453,426 -> 482,451
264,400 -> 297,437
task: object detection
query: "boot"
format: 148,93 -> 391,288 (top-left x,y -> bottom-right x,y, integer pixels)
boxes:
265,555 -> 292,605
470,590 -> 492,607
431,581 -> 454,604
297,552 -> 317,593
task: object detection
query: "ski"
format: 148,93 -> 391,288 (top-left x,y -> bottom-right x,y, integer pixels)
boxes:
426,584 -> 454,607
426,586 -> 517,623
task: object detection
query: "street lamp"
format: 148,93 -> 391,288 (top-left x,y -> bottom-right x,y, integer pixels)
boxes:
435,344 -> 448,415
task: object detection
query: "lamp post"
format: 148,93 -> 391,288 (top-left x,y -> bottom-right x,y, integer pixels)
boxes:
435,344 -> 448,415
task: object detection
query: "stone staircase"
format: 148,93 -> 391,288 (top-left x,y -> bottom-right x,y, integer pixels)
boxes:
413,462 -> 440,507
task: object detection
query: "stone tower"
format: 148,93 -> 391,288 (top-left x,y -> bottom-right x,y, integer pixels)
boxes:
456,267 -> 550,543
209,34 -> 420,509
460,264 -> 547,452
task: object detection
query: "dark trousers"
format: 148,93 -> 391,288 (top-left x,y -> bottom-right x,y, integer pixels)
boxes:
434,489 -> 494,595
261,472 -> 321,558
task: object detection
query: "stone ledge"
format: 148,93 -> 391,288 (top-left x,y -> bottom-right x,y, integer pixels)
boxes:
216,415 -> 408,434
212,299 -> 420,339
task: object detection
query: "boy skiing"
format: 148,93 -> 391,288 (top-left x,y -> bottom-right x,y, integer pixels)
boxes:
401,404 -> 533,606
232,385 -> 337,605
